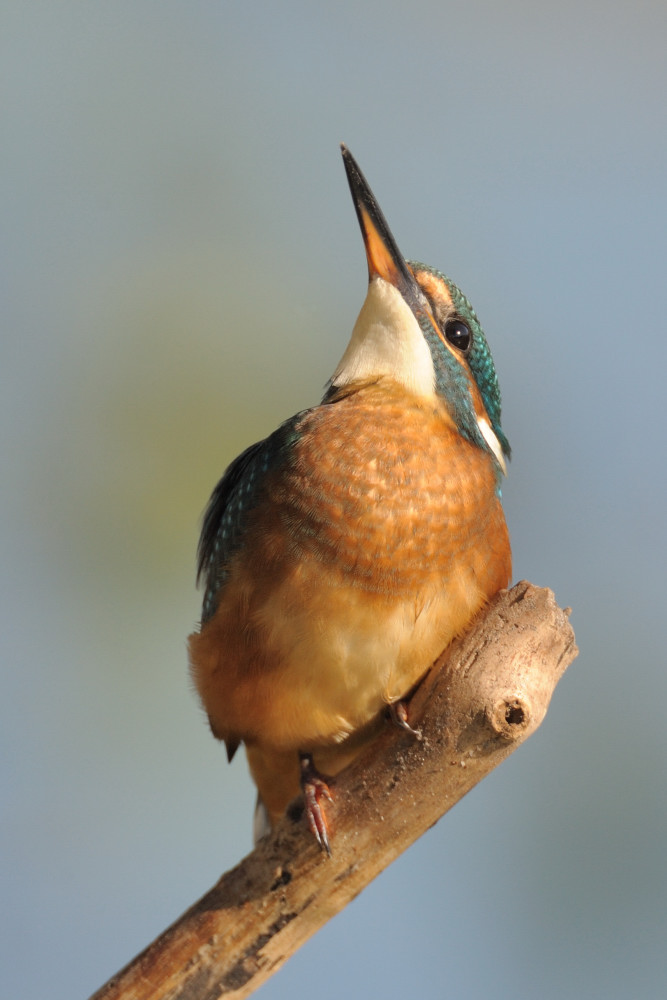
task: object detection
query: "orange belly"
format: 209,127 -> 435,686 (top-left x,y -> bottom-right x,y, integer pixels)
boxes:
188,382 -> 511,824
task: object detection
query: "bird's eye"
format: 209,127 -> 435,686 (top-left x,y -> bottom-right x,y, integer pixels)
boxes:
444,318 -> 471,353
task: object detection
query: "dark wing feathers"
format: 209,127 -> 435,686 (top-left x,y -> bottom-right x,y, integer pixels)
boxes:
196,439 -> 267,586
195,414 -> 302,622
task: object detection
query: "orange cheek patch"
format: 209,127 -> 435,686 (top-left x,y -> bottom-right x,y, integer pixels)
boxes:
410,267 -> 453,309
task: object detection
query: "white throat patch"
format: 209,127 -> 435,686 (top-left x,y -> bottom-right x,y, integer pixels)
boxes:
332,278 -> 436,398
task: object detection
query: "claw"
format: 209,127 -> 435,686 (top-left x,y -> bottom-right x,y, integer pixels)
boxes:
299,752 -> 334,856
388,699 -> 422,740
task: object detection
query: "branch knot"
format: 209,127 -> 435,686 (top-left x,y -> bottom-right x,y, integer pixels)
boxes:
488,695 -> 531,740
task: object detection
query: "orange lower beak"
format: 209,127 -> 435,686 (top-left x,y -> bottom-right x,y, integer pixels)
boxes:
341,145 -> 423,310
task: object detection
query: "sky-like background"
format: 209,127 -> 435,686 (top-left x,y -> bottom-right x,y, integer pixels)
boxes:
3,3 -> 667,998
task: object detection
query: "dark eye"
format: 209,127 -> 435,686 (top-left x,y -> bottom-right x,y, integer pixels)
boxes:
444,318 -> 471,353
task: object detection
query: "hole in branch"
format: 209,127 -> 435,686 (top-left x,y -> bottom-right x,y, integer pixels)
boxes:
505,702 -> 525,726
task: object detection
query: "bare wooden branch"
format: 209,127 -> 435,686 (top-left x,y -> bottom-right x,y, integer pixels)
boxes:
90,581 -> 577,1000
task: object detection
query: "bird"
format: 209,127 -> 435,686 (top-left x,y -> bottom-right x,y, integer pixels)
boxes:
188,145 -> 511,854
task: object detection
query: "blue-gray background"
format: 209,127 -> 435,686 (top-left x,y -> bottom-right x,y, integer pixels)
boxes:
3,3 -> 666,998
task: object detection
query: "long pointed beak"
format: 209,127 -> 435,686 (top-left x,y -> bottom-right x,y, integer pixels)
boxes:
341,144 -> 424,310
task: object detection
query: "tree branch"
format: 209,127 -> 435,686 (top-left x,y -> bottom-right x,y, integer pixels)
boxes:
90,581 -> 577,1000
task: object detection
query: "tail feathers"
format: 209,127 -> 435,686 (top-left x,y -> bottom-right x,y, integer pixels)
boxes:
253,793 -> 272,845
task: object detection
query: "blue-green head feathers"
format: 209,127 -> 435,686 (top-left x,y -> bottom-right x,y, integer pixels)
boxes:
409,261 -> 510,465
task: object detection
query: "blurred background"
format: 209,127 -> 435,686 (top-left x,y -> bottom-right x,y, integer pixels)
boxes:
3,2 -> 666,998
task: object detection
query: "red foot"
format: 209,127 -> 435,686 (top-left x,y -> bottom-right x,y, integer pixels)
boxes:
388,699 -> 423,740
299,752 -> 334,856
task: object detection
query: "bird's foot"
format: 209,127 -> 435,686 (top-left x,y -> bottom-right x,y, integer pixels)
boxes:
388,699 -> 423,740
299,752 -> 334,856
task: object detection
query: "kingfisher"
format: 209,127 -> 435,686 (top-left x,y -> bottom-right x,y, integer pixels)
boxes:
188,145 -> 511,854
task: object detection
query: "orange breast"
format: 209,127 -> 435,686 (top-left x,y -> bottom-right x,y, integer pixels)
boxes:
189,381 -> 510,765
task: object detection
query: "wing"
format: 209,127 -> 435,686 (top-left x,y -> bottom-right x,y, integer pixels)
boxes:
195,415 -> 301,623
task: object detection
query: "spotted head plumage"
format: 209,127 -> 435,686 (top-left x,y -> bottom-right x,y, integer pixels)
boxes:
408,261 -> 510,471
